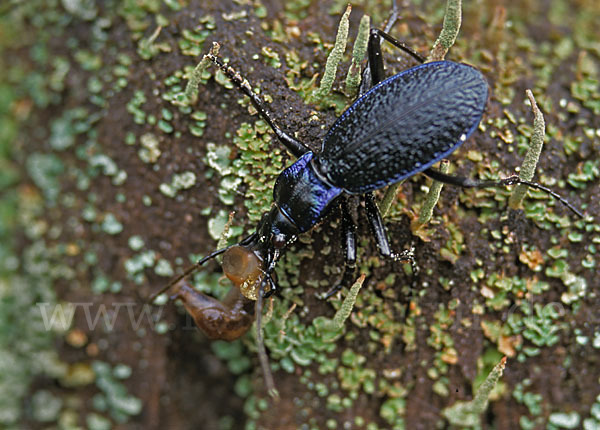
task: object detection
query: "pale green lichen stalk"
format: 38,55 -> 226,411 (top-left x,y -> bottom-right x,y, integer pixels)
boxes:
345,14 -> 370,97
255,291 -> 279,400
183,42 -> 220,104
313,274 -> 366,342
216,211 -> 236,264
442,356 -> 507,426
379,181 -> 402,218
509,90 -> 545,210
331,273 -> 365,330
427,0 -> 462,62
313,4 -> 351,100
414,160 -> 450,230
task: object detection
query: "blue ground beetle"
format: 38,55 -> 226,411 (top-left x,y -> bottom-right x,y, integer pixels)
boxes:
150,22 -> 583,342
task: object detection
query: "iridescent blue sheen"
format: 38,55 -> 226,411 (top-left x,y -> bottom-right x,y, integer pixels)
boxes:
273,152 -> 343,233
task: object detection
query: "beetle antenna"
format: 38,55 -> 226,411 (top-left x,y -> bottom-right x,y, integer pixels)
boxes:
384,0 -> 399,33
256,278 -> 279,399
498,175 -> 584,218
203,48 -> 309,158
147,245 -> 233,303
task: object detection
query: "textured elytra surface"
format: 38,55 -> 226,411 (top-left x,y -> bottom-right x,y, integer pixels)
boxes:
316,61 -> 489,193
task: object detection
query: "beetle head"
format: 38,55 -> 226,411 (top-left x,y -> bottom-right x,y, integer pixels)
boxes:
258,206 -> 299,249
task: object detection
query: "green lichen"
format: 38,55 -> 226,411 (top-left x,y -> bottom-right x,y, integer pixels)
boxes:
184,42 -> 220,104
26,153 -> 64,204
548,412 -> 581,429
101,213 -> 123,235
208,209 -> 233,241
205,142 -> 243,205
413,160 -> 450,229
123,250 -> 157,284
544,253 -> 588,306
312,4 -> 351,101
137,25 -> 170,60
581,394 -> 600,429
189,110 -> 208,137
31,389 -> 63,422
126,90 -> 148,124
4,0 -> 599,428
380,397 -> 406,428
159,171 -> 197,198
427,0 -> 461,61
426,304 -> 458,382
261,46 -> 282,69
513,379 -> 544,428
313,274 -> 365,341
443,357 -> 507,426
232,121 -> 284,223
138,132 -> 161,163
509,90 -> 546,210
345,14 -> 370,97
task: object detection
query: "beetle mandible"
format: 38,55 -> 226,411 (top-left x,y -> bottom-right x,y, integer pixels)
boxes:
150,11 -> 583,342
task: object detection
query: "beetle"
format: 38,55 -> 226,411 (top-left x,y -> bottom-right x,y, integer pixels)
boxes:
150,16 -> 583,343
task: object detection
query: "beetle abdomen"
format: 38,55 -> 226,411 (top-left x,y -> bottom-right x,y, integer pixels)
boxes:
315,61 -> 488,194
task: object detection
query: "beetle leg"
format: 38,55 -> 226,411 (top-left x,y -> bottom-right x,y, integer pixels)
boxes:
367,28 -> 387,87
205,53 -> 310,158
321,197 -> 358,299
372,29 -> 425,65
424,168 -> 584,218
261,247 -> 281,299
255,281 -> 278,398
262,273 -> 278,298
321,193 -> 419,300
394,245 -> 419,281
363,192 -> 394,257
367,28 -> 426,88
384,0 -> 400,34
322,266 -> 358,300
424,167 -> 491,188
363,192 -> 417,262
362,192 -> 418,286
341,197 -> 358,267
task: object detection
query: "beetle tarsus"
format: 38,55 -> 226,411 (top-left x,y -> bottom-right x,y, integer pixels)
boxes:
262,274 -> 279,298
392,246 -> 419,291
